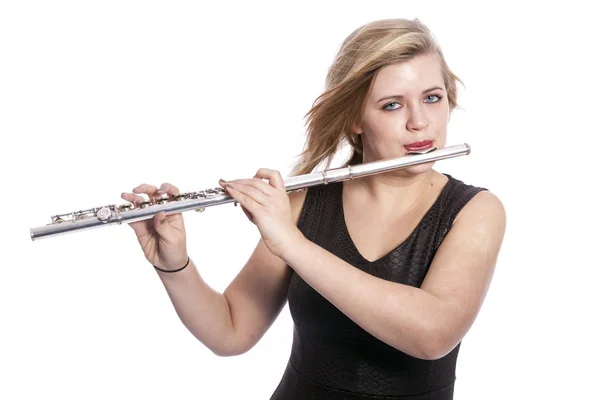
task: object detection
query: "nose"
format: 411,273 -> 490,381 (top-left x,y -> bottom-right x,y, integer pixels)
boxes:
406,105 -> 429,132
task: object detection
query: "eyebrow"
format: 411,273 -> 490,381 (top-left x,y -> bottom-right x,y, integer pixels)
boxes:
377,86 -> 445,102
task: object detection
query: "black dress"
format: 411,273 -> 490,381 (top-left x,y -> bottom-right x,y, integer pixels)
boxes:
270,174 -> 487,399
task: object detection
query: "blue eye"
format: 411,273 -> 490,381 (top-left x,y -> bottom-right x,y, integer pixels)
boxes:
425,94 -> 442,103
384,102 -> 401,110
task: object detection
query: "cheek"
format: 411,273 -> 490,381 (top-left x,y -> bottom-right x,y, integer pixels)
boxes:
362,111 -> 404,136
428,108 -> 450,131
437,116 -> 449,128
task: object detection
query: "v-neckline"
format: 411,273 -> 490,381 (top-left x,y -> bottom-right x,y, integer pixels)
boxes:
339,174 -> 453,264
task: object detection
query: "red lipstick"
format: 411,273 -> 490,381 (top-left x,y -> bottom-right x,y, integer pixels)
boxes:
403,140 -> 434,151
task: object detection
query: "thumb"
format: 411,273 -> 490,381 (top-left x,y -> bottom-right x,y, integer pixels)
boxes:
153,212 -> 170,235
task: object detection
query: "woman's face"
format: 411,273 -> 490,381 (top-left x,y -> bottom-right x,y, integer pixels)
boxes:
356,54 -> 451,168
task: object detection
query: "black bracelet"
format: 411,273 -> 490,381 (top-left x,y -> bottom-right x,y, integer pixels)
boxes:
154,257 -> 190,273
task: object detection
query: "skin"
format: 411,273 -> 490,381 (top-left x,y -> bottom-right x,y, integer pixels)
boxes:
121,53 -> 506,360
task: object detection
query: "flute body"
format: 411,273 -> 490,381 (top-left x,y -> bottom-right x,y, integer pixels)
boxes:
29,143 -> 470,241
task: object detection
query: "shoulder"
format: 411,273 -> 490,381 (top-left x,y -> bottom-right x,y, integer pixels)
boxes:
453,189 -> 506,235
441,174 -> 504,224
433,172 -> 505,239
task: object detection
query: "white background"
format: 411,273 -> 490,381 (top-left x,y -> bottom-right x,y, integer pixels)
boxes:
3,1 -> 599,399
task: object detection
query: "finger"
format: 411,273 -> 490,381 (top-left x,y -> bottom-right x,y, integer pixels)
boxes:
220,177 -> 275,197
217,183 -> 255,223
225,183 -> 262,212
133,183 -> 160,199
254,168 -> 286,191
127,219 -> 151,236
156,182 -> 180,195
121,192 -> 146,205
152,211 -> 171,234
227,182 -> 269,206
134,183 -> 175,204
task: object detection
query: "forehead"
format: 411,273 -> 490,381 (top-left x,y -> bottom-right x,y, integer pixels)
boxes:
370,54 -> 444,96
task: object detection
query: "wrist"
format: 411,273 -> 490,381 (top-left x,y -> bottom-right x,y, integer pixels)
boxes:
154,256 -> 190,273
278,230 -> 308,264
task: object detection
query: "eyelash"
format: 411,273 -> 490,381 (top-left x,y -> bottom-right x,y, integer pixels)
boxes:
383,94 -> 444,111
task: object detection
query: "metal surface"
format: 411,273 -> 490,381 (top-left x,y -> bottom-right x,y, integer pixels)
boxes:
30,143 -> 470,241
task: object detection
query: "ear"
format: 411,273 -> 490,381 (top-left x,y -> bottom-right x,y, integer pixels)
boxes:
352,120 -> 364,135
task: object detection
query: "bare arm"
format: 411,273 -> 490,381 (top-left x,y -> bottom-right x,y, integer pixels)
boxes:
278,190 -> 506,360
157,189 -> 308,356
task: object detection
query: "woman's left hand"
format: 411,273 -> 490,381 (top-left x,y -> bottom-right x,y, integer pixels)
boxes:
218,168 -> 302,258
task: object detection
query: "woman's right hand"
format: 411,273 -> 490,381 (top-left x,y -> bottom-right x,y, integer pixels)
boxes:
120,182 -> 189,271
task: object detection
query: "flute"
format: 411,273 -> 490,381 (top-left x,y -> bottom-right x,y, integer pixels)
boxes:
29,143 -> 471,241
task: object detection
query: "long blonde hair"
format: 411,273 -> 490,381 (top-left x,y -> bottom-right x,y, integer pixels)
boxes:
290,18 -> 463,176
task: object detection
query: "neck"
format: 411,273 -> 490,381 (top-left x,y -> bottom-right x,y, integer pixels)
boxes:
346,169 -> 439,213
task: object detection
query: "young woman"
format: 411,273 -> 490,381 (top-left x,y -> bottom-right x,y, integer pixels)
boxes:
122,18 -> 506,400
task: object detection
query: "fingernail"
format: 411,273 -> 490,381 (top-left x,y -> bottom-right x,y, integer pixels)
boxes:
219,179 -> 227,183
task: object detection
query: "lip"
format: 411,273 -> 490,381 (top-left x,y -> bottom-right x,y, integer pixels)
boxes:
403,140 -> 434,150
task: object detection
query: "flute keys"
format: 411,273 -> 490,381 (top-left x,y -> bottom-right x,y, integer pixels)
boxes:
51,216 -> 65,223
139,201 -> 152,208
96,207 -> 112,222
156,194 -> 170,204
118,203 -> 133,212
204,188 -> 222,196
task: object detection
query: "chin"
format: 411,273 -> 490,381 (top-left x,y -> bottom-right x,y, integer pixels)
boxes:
402,162 -> 436,176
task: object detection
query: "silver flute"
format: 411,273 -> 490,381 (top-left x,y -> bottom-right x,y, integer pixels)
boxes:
29,143 -> 471,241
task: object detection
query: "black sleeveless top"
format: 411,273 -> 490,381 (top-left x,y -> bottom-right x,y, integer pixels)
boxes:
270,174 -> 487,400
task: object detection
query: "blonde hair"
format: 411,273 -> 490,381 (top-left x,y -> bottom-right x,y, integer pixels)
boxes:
290,18 -> 463,176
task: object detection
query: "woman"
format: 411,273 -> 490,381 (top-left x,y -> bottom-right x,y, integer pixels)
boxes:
121,18 -> 506,400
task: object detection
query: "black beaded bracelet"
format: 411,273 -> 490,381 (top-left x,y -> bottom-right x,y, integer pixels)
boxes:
153,257 -> 190,273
